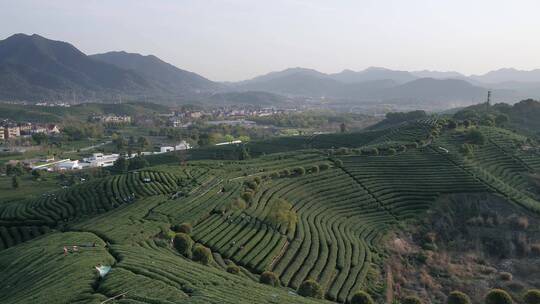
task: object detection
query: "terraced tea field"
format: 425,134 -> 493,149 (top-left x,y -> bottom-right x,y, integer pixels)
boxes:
1,119 -> 539,303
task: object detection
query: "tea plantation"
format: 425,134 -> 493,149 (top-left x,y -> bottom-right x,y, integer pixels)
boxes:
1,119 -> 539,303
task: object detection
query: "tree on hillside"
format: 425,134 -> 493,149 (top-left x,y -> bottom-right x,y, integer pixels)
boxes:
173,223 -> 192,234
238,145 -> 250,160
31,169 -> 42,180
112,134 -> 127,152
298,279 -> 323,299
173,233 -> 193,257
466,129 -> 486,145
32,133 -> 48,145
192,244 -> 213,265
11,176 -> 20,189
238,135 -> 250,142
137,136 -> 150,150
340,122 -> 347,133
127,156 -> 149,170
226,264 -> 240,274
495,114 -> 509,126
112,156 -> 129,173
266,199 -> 297,231
260,271 -> 280,286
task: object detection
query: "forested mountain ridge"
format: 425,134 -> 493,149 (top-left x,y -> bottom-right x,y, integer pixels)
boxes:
0,34 -> 216,102
91,51 -> 219,95
0,34 -> 154,101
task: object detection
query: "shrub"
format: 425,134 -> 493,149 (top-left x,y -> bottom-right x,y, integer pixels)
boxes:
447,291 -> 471,304
241,191 -> 253,202
499,272 -> 513,281
524,289 -> 540,304
269,171 -> 280,179
310,165 -> 319,174
11,176 -> 20,189
293,167 -> 306,176
266,199 -> 297,230
460,143 -> 475,157
319,163 -> 330,170
174,233 -> 193,257
402,295 -> 423,304
128,156 -> 149,170
192,244 -> 213,265
174,223 -> 192,234
351,290 -> 375,304
485,289 -> 513,304
466,129 -> 486,145
280,169 -> 291,177
226,264 -> 240,275
228,198 -> 247,210
495,114 -> 509,126
388,148 -> 397,155
334,159 -> 343,167
298,279 -> 323,299
244,180 -> 258,190
260,271 -> 280,287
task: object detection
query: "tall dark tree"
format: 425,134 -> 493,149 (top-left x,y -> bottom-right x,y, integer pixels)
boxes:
11,176 -> 20,189
340,122 -> 347,133
113,156 -> 129,174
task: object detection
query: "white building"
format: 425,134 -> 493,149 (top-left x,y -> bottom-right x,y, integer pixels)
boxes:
160,146 -> 175,153
82,153 -> 119,167
215,140 -> 242,146
157,141 -> 191,154
55,160 -> 83,170
175,140 -> 191,150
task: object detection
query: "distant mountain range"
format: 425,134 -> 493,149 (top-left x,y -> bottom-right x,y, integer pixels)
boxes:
231,67 -> 496,107
231,66 -> 540,107
1,33 -> 540,108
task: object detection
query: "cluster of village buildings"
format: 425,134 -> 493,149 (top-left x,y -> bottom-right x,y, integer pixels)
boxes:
164,107 -> 295,128
0,121 -> 60,140
90,115 -> 132,124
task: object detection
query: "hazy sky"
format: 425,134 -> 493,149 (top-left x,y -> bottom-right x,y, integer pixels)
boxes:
1,0 -> 540,81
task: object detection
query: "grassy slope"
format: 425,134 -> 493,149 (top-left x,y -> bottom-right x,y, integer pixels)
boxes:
0,232 -> 114,304
0,102 -> 170,123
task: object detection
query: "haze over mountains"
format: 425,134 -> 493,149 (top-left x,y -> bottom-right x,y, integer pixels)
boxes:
2,33 -> 540,109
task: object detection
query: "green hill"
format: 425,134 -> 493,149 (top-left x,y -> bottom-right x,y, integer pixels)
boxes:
1,117 -> 539,303
0,102 -> 169,123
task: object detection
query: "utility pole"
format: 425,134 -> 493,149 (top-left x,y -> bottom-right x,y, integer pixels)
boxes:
485,90 -> 491,111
